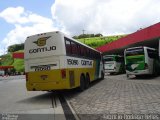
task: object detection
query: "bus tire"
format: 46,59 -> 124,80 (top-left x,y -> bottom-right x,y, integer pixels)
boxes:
101,71 -> 104,80
126,74 -> 129,78
85,74 -> 90,89
153,65 -> 158,77
79,75 -> 85,91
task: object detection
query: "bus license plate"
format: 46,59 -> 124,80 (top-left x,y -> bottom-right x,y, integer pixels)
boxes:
35,65 -> 51,71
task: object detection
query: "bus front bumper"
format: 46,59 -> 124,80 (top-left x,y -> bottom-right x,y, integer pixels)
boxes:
126,69 -> 150,75
105,69 -> 119,73
26,81 -> 69,91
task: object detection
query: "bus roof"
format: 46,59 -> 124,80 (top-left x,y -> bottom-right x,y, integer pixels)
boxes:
125,46 -> 156,51
26,31 -> 101,54
26,31 -> 58,38
103,55 -> 123,57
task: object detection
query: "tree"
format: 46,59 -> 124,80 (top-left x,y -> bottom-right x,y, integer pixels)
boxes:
72,36 -> 78,39
95,33 -> 103,37
72,33 -> 103,39
8,43 -> 24,53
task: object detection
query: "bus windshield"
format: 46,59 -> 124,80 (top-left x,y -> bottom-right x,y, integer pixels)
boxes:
104,57 -> 114,62
103,56 -> 124,62
126,48 -> 144,56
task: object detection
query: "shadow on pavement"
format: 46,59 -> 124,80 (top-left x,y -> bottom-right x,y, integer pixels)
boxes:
17,78 -> 104,104
17,92 -> 54,104
55,78 -> 103,99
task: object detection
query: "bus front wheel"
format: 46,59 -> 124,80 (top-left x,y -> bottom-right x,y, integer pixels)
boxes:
153,63 -> 158,77
101,71 -> 104,80
126,74 -> 129,78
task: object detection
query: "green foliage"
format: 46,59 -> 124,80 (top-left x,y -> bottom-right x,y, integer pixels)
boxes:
0,53 -> 24,72
12,59 -> 24,72
94,33 -> 103,37
73,33 -> 103,39
8,43 -> 24,53
0,54 -> 14,66
14,50 -> 24,53
76,35 -> 126,48
10,68 -> 16,73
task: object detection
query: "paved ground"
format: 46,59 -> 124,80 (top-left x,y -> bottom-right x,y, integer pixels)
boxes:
65,74 -> 160,120
1,75 -> 160,120
0,76 -> 65,120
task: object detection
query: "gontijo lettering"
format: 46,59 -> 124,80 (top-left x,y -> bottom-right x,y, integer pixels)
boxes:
29,36 -> 56,54
29,46 -> 56,54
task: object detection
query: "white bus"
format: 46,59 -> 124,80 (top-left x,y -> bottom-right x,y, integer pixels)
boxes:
25,31 -> 104,91
103,55 -> 125,74
124,46 -> 160,77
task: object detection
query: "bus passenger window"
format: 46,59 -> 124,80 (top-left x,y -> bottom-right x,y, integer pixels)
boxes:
65,39 -> 71,55
77,45 -> 81,56
71,42 -> 77,55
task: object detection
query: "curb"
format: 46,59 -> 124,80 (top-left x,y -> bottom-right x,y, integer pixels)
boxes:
65,99 -> 80,120
54,95 -> 66,120
59,94 -> 79,120
0,75 -> 25,81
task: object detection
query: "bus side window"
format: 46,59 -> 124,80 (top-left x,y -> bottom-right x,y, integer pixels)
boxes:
81,46 -> 86,57
77,44 -> 81,56
94,51 -> 98,59
84,47 -> 87,58
95,52 -> 100,59
65,39 -> 71,55
71,41 -> 77,55
80,46 -> 83,56
115,56 -> 118,62
147,49 -> 159,59
89,50 -> 92,58
86,48 -> 90,58
116,56 -> 124,62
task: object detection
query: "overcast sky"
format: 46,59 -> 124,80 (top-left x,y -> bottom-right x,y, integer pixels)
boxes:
0,0 -> 160,55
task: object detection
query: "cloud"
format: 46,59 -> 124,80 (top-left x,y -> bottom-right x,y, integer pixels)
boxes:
0,6 -> 53,25
1,0 -> 160,55
0,6 -> 68,55
51,0 -> 160,35
0,7 -> 28,24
